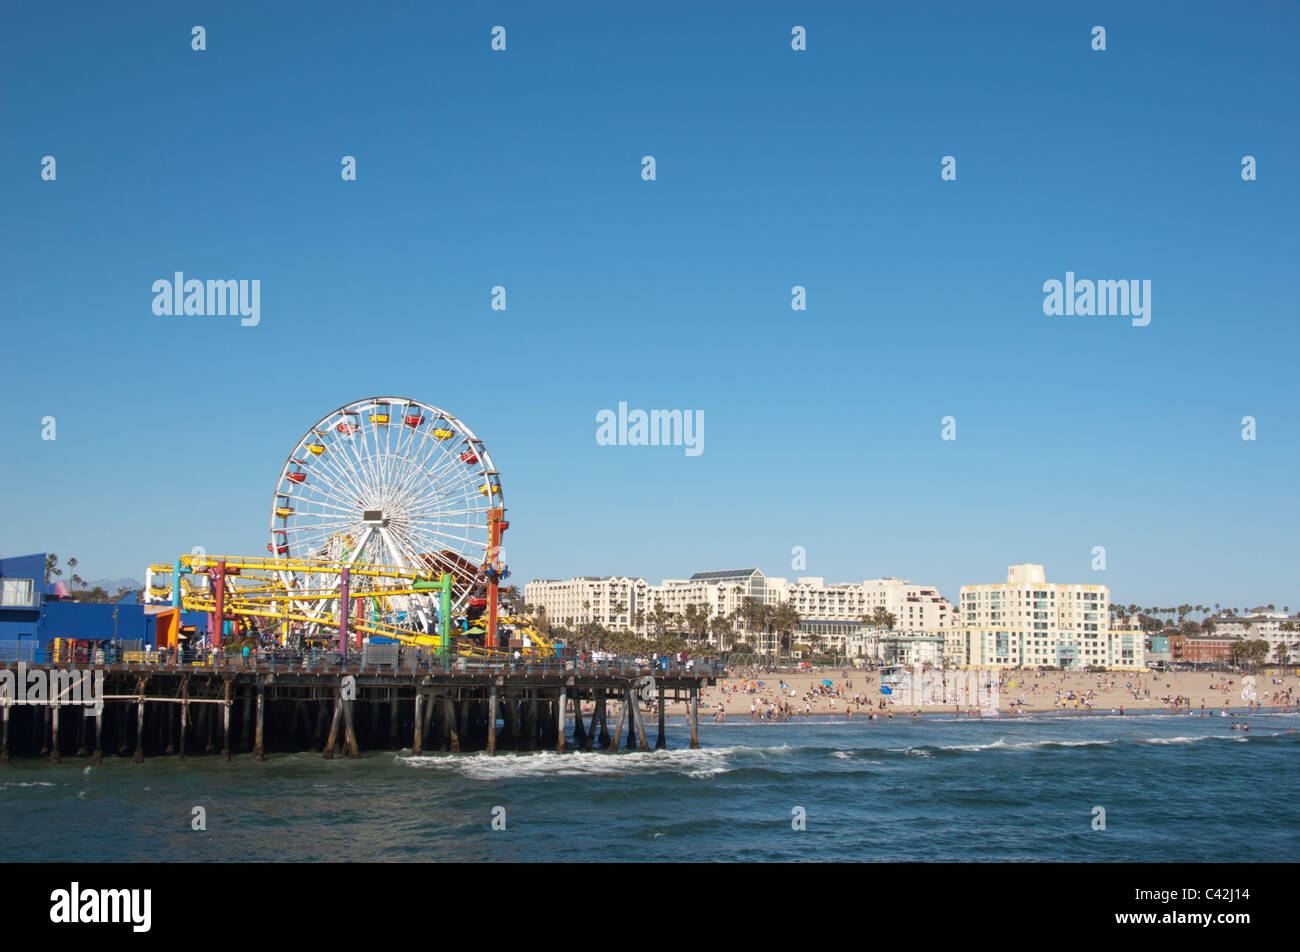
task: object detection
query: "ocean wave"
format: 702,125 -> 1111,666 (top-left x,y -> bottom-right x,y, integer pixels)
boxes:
396,745 -> 788,780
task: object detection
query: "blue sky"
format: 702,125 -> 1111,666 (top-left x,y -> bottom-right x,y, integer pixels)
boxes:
1,1 -> 1297,610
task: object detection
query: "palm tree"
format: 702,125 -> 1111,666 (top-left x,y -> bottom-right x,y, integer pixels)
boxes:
710,614 -> 733,652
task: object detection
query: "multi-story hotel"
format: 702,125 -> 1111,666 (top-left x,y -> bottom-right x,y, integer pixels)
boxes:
949,563 -> 1143,669
522,576 -> 649,630
525,568 -> 956,656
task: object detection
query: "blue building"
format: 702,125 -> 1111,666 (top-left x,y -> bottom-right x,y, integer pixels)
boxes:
0,553 -> 206,660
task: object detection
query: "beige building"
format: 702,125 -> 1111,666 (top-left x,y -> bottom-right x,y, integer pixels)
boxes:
523,576 -> 649,630
949,564 -> 1142,670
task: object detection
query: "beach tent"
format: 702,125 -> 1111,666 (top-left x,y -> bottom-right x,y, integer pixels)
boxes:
822,679 -> 833,686
880,685 -> 893,695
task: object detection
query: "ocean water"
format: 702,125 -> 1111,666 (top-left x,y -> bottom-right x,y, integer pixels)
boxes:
2,712 -> 1297,862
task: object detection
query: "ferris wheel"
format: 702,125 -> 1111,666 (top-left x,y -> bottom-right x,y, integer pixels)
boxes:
269,397 -> 504,633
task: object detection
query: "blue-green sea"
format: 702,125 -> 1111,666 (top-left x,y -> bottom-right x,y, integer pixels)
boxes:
3,712 -> 1297,862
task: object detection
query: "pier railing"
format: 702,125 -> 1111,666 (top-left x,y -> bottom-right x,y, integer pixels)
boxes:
0,648 -> 724,680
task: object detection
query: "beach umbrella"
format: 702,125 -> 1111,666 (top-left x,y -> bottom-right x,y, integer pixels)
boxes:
822,679 -> 833,686
881,685 -> 893,695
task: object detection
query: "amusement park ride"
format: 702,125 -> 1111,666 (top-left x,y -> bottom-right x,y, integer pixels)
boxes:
144,397 -> 557,661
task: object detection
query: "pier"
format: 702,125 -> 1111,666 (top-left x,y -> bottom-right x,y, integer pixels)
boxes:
0,657 -> 721,762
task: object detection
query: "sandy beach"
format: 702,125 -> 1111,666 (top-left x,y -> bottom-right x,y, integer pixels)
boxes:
615,668 -> 1299,721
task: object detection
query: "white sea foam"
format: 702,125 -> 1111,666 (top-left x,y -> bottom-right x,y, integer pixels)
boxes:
396,745 -> 779,780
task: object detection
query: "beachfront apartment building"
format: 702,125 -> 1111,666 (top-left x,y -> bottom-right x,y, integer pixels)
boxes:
784,576 -> 956,633
526,568 -> 957,656
523,576 -> 649,631
1203,607 -> 1299,664
948,563 -> 1144,670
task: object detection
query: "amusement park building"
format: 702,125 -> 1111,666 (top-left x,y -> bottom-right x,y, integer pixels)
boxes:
0,552 -> 206,658
948,564 -> 1143,670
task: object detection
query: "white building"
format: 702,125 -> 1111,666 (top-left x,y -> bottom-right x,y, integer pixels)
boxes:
523,576 -> 649,630
526,566 -> 959,657
950,563 -> 1142,670
1205,607 -> 1299,664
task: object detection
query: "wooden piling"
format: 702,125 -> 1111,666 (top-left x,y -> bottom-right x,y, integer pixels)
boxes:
572,692 -> 587,749
655,685 -> 666,750
133,694 -> 145,763
91,705 -> 102,765
607,693 -> 626,753
421,687 -> 435,750
487,686 -> 497,755
323,697 -> 343,760
222,680 -> 232,761
254,680 -> 265,761
553,686 -> 564,754
342,697 -> 360,758
1,701 -> 9,762
447,698 -> 461,753
689,685 -> 699,749
595,694 -> 610,748
626,688 -> 638,750
412,690 -> 424,755
178,679 -> 188,760
630,687 -> 650,752
49,703 -> 61,765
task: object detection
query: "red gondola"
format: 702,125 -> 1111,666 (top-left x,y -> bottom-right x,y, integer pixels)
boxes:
287,472 -> 307,484
336,422 -> 360,435
404,414 -> 425,427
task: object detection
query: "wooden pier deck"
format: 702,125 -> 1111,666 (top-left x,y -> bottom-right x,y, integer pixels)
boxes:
0,659 -> 722,762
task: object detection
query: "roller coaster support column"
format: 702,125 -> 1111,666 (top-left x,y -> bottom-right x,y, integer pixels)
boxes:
440,577 -> 452,662
338,567 -> 350,657
485,508 -> 507,650
212,560 -> 225,650
171,559 -> 182,608
413,576 -> 454,662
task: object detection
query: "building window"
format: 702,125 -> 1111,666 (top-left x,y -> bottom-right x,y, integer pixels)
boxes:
0,578 -> 35,608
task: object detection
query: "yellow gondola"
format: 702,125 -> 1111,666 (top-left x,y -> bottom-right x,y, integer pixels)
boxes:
432,427 -> 454,440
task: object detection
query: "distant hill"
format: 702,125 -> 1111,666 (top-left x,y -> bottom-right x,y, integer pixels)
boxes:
82,577 -> 143,593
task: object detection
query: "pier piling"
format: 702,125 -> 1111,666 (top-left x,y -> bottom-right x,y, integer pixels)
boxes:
689,686 -> 699,749
49,704 -> 61,765
254,680 -> 265,761
133,693 -> 145,763
655,686 -> 666,750
413,690 -> 423,755
222,680 -> 232,761
323,696 -> 343,760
